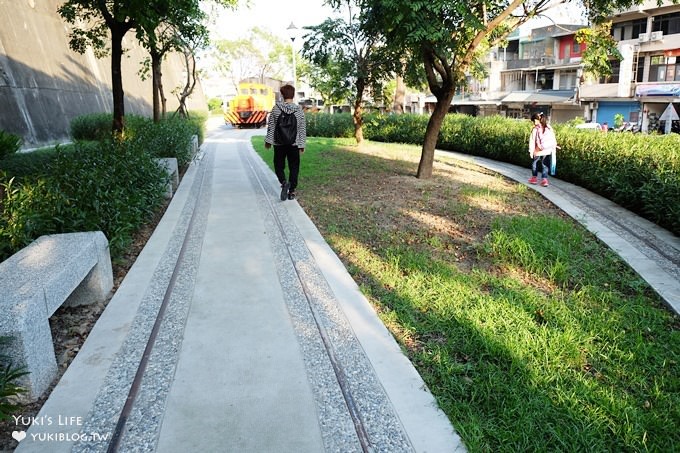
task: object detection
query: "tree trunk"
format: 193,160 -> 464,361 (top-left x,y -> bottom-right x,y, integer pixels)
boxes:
159,74 -> 167,119
353,103 -> 364,144
416,90 -> 454,179
176,47 -> 197,119
151,50 -> 162,123
110,26 -> 126,134
393,75 -> 405,113
353,78 -> 365,144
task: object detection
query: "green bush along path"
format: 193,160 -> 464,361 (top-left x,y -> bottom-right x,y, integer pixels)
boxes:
0,113 -> 205,263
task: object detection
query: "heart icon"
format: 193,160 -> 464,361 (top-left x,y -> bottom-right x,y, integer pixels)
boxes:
12,430 -> 26,442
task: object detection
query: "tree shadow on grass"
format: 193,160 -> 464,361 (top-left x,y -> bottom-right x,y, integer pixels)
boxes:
294,140 -> 680,452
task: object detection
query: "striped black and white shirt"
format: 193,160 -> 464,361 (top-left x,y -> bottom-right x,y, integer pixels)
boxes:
265,101 -> 307,149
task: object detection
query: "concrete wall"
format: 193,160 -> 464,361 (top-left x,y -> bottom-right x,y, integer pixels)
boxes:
0,0 -> 207,148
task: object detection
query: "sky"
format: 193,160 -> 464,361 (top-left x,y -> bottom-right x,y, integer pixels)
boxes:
210,0 -> 586,42
201,0 -> 585,97
211,0 -> 337,42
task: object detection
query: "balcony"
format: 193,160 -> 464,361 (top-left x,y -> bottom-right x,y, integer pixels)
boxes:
504,57 -> 557,70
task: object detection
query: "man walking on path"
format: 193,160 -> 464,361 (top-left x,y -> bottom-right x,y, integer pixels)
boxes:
265,84 -> 307,200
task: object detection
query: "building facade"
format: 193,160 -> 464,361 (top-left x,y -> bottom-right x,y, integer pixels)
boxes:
581,0 -> 680,132
447,1 -> 680,133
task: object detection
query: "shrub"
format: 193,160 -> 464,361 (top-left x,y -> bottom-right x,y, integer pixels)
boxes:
70,113 -> 151,142
0,131 -> 22,160
0,141 -> 167,262
46,141 -> 168,257
127,116 -> 198,168
0,173 -> 65,257
0,146 -> 72,180
305,112 -> 355,138
69,113 -> 114,141
207,97 -> 223,112
0,337 -> 28,421
0,111 -> 205,262
185,110 -> 207,145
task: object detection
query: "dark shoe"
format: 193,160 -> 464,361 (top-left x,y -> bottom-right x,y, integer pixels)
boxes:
287,191 -> 296,200
280,182 -> 289,201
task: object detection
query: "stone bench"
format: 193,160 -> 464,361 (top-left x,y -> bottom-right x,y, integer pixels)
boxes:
0,231 -> 113,401
155,157 -> 179,198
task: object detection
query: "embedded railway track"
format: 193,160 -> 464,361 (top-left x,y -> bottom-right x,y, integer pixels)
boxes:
101,127 -> 413,453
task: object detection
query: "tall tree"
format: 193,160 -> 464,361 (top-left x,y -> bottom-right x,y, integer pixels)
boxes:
136,0 -> 226,121
298,57 -> 353,109
358,0 -> 644,178
137,0 -> 238,121
303,0 -> 399,143
58,0 -> 146,133
173,27 -> 205,118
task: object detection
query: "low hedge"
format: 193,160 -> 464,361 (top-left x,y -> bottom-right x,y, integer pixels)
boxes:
0,130 -> 22,160
0,113 -> 205,262
0,141 -> 167,261
307,112 -> 680,236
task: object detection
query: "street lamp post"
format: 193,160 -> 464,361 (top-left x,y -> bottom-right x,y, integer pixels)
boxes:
287,22 -> 297,89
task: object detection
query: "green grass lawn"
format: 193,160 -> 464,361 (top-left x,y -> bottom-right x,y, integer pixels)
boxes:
253,137 -> 680,452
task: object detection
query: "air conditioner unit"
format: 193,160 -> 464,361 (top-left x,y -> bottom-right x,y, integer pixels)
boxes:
590,102 -> 599,110
638,33 -> 650,42
650,31 -> 663,41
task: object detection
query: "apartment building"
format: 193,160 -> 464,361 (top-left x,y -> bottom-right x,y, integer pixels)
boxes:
449,1 -> 680,132
581,0 -> 680,132
450,24 -> 587,122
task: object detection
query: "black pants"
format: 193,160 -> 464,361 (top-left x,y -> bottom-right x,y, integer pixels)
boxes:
273,145 -> 300,191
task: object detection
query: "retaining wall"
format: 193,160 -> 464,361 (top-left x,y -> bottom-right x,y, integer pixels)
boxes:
0,0 -> 206,148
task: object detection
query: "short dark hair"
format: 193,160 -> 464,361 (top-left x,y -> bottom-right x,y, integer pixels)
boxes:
280,84 -> 295,100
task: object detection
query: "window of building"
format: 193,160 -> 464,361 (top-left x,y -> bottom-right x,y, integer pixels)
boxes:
652,12 -> 680,36
536,71 -> 554,89
573,42 -> 580,54
610,60 -> 620,83
636,55 -> 645,82
559,69 -> 577,89
649,55 -> 680,81
631,19 -> 647,39
612,19 -> 648,40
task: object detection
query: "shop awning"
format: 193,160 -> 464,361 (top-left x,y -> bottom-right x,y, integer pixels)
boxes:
501,90 -> 575,104
424,95 -> 503,105
635,83 -> 680,97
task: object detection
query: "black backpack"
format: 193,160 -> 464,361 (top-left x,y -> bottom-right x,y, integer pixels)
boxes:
274,109 -> 297,145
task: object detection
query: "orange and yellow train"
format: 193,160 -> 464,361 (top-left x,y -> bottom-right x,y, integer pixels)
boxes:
224,82 -> 275,128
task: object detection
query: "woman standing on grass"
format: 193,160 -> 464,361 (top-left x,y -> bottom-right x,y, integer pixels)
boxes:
528,112 -> 558,187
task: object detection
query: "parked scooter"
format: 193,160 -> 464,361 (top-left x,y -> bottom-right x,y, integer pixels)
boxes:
612,122 -> 640,133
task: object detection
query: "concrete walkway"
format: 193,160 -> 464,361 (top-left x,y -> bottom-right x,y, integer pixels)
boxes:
14,119 -> 679,452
